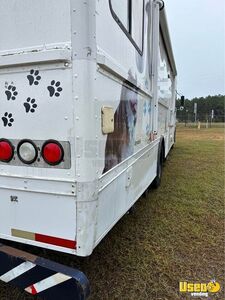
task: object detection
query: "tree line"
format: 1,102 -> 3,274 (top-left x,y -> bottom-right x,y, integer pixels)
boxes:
176,94 -> 225,122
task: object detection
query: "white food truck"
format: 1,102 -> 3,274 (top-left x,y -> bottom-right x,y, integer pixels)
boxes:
0,0 -> 177,298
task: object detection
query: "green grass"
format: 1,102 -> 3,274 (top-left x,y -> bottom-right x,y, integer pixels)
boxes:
0,127 -> 224,300
177,122 -> 225,129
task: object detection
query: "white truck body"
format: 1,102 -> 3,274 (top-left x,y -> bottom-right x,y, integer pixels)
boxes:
0,0 -> 177,257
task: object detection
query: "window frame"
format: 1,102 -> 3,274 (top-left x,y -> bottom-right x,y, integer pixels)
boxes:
109,0 -> 145,56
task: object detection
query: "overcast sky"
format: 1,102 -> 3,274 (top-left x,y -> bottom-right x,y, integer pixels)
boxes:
165,0 -> 225,99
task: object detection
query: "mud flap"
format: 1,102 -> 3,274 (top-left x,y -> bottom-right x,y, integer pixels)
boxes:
0,243 -> 90,300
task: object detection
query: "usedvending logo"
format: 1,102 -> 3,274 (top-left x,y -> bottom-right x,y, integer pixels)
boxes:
179,279 -> 220,297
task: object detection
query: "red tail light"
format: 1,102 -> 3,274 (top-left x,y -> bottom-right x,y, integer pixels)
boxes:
42,140 -> 64,165
0,139 -> 14,162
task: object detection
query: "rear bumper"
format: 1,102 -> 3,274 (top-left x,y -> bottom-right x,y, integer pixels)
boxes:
0,242 -> 90,299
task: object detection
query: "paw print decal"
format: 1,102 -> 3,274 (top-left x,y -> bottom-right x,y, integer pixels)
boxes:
27,70 -> 41,86
47,80 -> 63,97
5,85 -> 18,101
24,98 -> 38,113
2,112 -> 14,127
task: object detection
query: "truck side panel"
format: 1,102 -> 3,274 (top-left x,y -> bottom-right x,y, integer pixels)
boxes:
158,31 -> 176,156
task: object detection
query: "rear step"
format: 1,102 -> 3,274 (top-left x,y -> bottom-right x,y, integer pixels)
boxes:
0,243 -> 90,300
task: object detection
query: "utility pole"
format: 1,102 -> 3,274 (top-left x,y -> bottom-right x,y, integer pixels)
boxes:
194,103 -> 197,124
185,109 -> 188,127
211,109 -> 214,128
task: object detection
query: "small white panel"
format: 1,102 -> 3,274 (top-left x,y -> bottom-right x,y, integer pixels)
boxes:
101,106 -> 114,134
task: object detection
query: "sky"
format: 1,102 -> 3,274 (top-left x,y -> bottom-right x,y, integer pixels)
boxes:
165,0 -> 225,99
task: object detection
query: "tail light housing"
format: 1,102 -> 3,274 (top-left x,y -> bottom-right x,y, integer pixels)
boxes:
0,139 -> 14,162
17,140 -> 38,164
42,140 -> 64,165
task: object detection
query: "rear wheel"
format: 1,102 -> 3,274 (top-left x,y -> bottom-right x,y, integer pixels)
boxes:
127,205 -> 135,215
152,143 -> 164,189
143,188 -> 149,198
171,128 -> 176,149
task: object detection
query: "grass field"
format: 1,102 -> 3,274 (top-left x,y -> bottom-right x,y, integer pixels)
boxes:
177,122 -> 225,129
0,126 -> 224,300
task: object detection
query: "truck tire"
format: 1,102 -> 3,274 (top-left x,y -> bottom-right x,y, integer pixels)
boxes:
152,141 -> 164,189
171,128 -> 176,149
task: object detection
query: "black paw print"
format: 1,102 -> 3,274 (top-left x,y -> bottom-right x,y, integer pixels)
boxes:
27,70 -> 41,86
24,98 -> 38,113
47,80 -> 63,97
5,85 -> 18,101
2,112 -> 14,127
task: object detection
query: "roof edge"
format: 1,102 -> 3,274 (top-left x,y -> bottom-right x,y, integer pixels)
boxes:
160,8 -> 177,76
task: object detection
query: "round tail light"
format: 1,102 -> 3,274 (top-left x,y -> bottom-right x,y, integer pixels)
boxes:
42,140 -> 64,165
17,140 -> 38,164
0,139 -> 14,162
